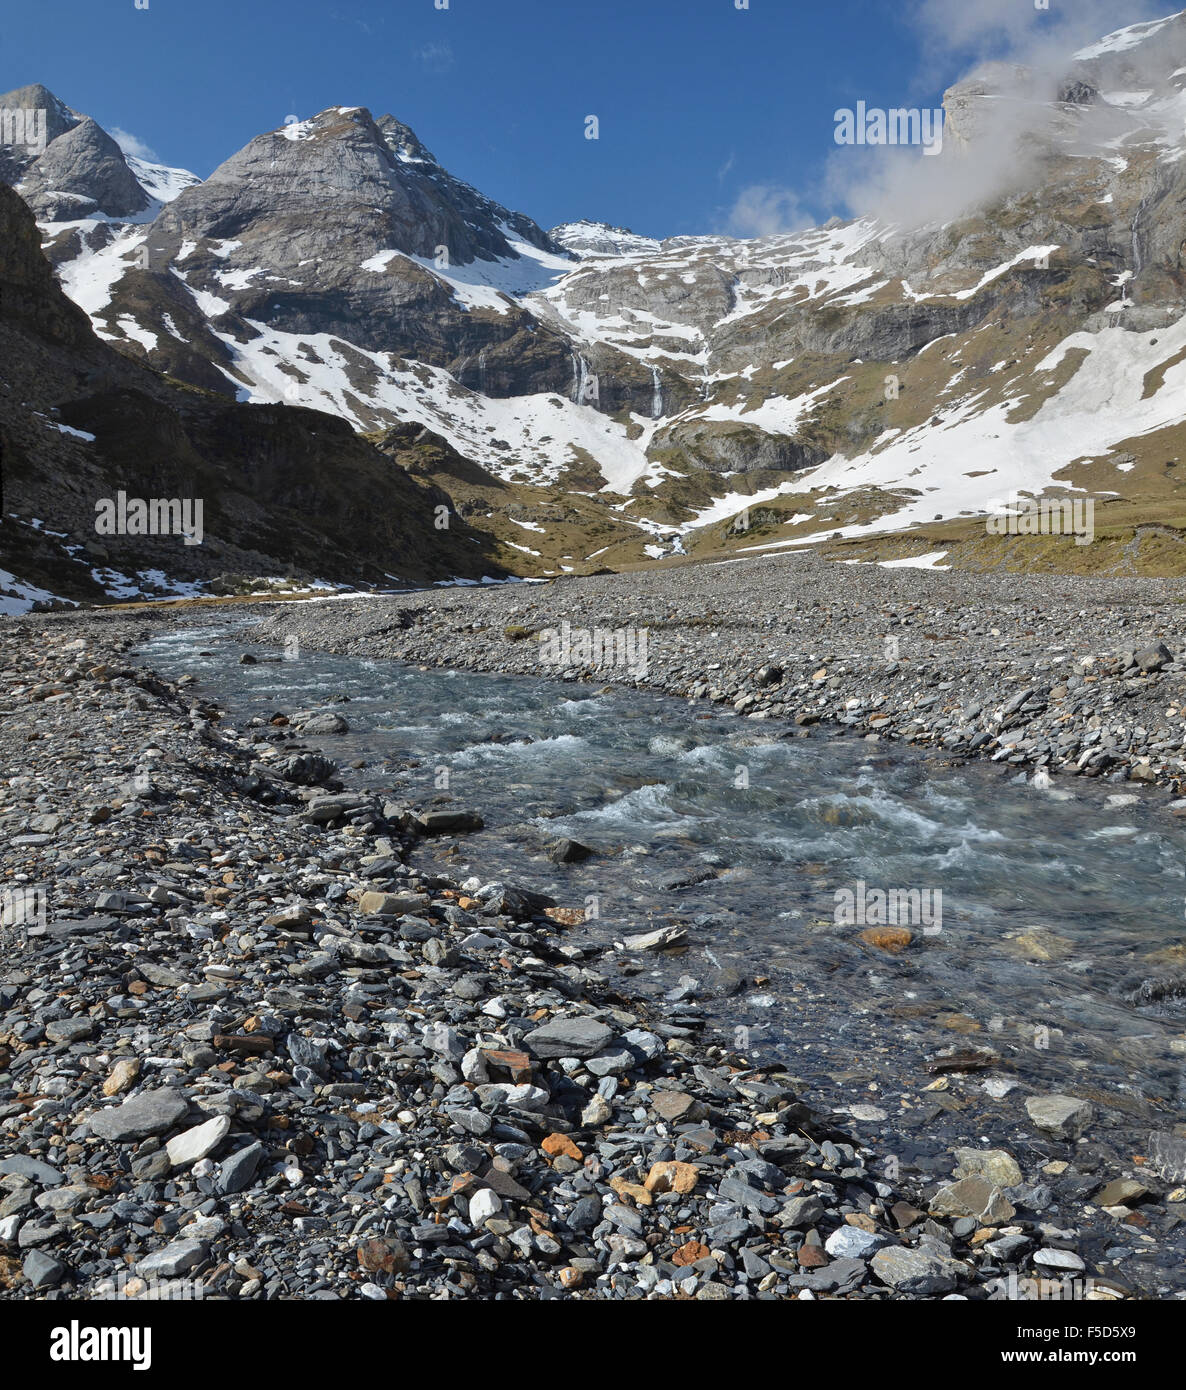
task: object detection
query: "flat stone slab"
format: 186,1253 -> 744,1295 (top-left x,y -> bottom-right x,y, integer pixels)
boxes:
47,915 -> 122,935
523,1017 -> 614,1058
217,1141 -> 265,1194
931,1176 -> 1015,1224
89,1088 -> 189,1143
45,1017 -> 95,1044
136,1239 -> 207,1279
0,1155 -> 64,1187
872,1245 -> 961,1295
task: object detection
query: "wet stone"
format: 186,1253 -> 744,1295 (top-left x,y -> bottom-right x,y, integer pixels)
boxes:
1025,1095 -> 1094,1141
871,1245 -> 960,1296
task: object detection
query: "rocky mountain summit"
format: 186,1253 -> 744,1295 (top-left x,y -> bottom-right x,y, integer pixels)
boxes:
3,10 -> 1186,605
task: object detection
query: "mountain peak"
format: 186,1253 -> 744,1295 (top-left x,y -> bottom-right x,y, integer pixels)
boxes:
18,115 -> 150,220
0,83 -> 80,140
0,85 -> 198,222
1071,8 -> 1186,62
376,113 -> 438,166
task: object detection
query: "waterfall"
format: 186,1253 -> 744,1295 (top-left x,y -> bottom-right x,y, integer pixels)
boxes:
571,351 -> 591,405
650,366 -> 663,419
1131,198 -> 1148,282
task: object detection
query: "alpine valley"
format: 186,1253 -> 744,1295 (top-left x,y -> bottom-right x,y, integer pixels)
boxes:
6,8 -> 1186,608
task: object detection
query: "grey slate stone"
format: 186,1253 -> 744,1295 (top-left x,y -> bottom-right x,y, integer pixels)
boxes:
89,1088 -> 189,1142
523,1017 -> 613,1059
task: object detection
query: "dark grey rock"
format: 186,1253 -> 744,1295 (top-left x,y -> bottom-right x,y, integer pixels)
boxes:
523,1017 -> 613,1059
217,1141 -> 265,1194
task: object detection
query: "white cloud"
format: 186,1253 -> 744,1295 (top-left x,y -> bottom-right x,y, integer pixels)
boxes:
909,0 -> 1166,67
712,1 -> 1169,237
725,184 -> 811,237
418,41 -> 455,74
109,127 -> 159,163
825,0 -> 1171,227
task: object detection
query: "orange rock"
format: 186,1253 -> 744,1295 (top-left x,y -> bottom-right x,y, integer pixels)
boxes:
357,1238 -> 410,1275
798,1244 -> 829,1268
672,1239 -> 710,1266
844,1212 -> 876,1233
859,926 -> 913,954
644,1161 -> 699,1196
609,1176 -> 653,1206
939,1012 -> 981,1034
482,1048 -> 533,1083
542,1133 -> 583,1162
558,1266 -> 583,1289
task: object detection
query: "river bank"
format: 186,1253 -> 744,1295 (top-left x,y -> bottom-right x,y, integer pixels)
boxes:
1,605 -> 1184,1302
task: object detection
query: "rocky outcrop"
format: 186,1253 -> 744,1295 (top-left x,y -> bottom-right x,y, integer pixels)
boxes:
0,84 -> 162,220
0,181 -> 503,604
550,221 -> 663,259
16,116 -> 150,220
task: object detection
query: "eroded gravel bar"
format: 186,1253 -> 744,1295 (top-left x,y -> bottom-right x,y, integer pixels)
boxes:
251,554 -> 1186,799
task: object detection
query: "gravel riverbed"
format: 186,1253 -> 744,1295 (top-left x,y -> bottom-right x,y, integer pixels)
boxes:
2,579 -> 1186,1302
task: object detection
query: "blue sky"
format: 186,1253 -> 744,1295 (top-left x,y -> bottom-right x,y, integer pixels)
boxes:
1,0 -> 1168,239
